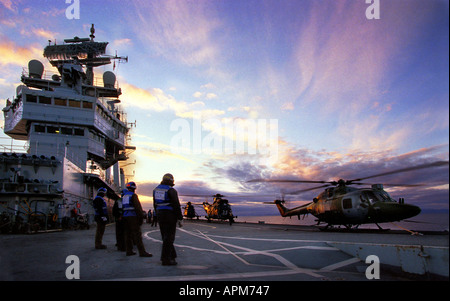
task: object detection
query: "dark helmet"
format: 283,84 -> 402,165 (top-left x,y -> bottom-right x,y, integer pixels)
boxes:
97,187 -> 107,195
162,173 -> 174,186
126,181 -> 137,190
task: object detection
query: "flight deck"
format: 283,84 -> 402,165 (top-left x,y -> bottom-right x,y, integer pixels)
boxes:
0,220 -> 448,282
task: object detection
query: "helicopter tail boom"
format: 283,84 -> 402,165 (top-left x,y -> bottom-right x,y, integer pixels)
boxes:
273,200 -> 310,217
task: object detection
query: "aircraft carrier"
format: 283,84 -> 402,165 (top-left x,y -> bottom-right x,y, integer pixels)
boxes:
1,27 -> 448,297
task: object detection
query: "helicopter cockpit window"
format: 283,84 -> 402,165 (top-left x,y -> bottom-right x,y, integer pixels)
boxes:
375,190 -> 393,202
326,188 -> 334,198
361,191 -> 379,204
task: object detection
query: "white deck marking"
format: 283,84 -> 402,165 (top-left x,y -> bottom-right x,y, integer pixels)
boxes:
320,257 -> 361,271
194,229 -> 252,266
141,226 -> 361,280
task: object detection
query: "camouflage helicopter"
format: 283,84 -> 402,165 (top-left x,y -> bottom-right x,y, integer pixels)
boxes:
180,194 -> 237,224
183,201 -> 199,220
248,161 -> 448,230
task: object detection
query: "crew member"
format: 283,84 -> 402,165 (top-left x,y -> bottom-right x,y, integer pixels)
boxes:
112,189 -> 127,252
151,210 -> 158,227
122,182 -> 152,257
93,187 -> 108,249
153,173 -> 183,265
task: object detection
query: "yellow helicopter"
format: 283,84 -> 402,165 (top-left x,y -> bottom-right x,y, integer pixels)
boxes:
183,201 -> 200,220
180,194 -> 237,225
248,161 -> 448,230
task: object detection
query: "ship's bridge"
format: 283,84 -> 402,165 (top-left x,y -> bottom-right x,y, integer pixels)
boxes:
1,25 -> 135,231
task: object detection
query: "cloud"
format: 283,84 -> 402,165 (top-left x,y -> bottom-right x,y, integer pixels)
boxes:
0,0 -> 16,12
22,28 -> 59,40
291,1 -> 431,111
112,38 -> 132,47
201,83 -> 216,89
135,140 -> 195,164
120,82 -> 225,118
193,139 -> 448,209
0,36 -> 42,67
272,0 -> 448,154
129,0 -> 221,67
133,140 -> 448,212
205,93 -> 217,99
281,102 -> 294,111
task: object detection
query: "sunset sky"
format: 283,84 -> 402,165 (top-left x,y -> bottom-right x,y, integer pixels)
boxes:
0,0 -> 448,215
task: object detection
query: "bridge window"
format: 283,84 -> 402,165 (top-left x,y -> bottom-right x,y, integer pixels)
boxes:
34,124 -> 45,133
61,127 -> 73,135
47,126 -> 59,134
26,95 -> 37,103
39,96 -> 51,104
74,128 -> 84,136
82,101 -> 93,109
54,98 -> 67,106
68,99 -> 81,108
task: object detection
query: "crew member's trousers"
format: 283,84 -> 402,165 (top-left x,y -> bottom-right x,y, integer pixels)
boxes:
95,220 -> 106,247
157,210 -> 177,262
123,216 -> 147,255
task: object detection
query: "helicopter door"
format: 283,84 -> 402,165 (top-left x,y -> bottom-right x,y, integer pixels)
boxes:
342,196 -> 361,221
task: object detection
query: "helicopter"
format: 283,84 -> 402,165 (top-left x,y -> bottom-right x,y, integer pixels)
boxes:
183,201 -> 200,220
180,194 -> 237,225
248,160 -> 448,230
202,194 -> 236,225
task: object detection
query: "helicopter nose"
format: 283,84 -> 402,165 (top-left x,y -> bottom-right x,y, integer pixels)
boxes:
399,203 -> 421,219
373,202 -> 421,221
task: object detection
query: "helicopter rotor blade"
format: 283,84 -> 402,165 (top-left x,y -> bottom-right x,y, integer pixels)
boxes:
247,179 -> 330,184
349,160 -> 448,183
179,194 -> 224,197
351,182 -> 425,187
285,184 -> 332,195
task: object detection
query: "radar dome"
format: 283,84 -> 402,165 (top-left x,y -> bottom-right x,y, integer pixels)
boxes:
103,71 -> 116,88
28,60 -> 44,79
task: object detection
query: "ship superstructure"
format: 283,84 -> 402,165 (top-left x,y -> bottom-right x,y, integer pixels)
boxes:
1,25 -> 134,233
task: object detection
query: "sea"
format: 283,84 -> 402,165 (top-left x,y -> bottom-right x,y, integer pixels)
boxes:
234,212 -> 449,232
